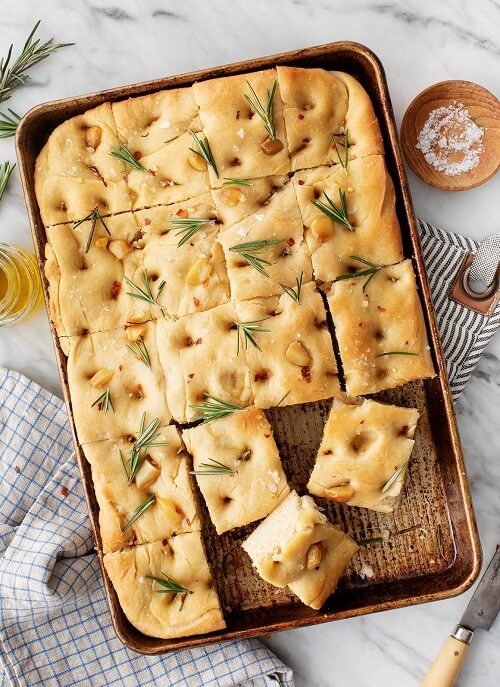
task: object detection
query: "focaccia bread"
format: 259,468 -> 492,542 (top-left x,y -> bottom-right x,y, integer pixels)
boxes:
277,67 -> 383,170
193,69 -> 290,185
211,175 -> 289,227
219,183 -> 313,302
84,426 -> 200,552
235,282 -> 340,408
328,260 -> 435,396
308,398 -> 420,513
103,535 -> 225,639
293,156 -> 403,282
183,406 -> 289,534
156,302 -> 253,423
243,490 -> 358,610
66,323 -> 170,443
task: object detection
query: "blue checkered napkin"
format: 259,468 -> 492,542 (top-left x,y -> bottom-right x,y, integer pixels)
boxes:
0,368 -> 294,687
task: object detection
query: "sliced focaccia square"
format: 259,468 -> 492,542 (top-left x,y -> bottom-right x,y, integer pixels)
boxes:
235,282 -> 340,408
327,260 -> 435,396
83,426 -> 200,552
219,183 -> 312,302
211,175 -> 288,227
183,406 -> 289,534
155,302 -> 253,423
307,398 -> 420,513
293,156 -> 403,282
242,490 -> 358,610
45,213 -> 147,339
103,535 -> 225,639
66,322 -> 170,443
138,201 -> 229,319
277,67 -> 383,171
193,69 -> 290,185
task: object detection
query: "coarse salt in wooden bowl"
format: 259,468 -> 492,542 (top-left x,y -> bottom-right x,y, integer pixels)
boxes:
401,80 -> 500,191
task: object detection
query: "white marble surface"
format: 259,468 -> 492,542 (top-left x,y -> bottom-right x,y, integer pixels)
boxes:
0,1 -> 499,685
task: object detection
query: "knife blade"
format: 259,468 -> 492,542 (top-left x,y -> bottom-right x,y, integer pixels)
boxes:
460,545 -> 500,632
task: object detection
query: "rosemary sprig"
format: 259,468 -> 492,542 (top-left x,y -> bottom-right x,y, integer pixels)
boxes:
331,129 -> 350,170
0,161 -> 15,206
124,270 -> 166,315
276,390 -> 291,407
122,494 -> 155,531
146,573 -> 192,596
229,238 -> 284,277
0,109 -> 21,138
126,413 -> 168,484
245,80 -> 277,139
357,522 -> 421,546
222,177 -> 254,187
334,256 -> 383,292
91,388 -> 114,414
382,461 -> 408,494
235,318 -> 270,355
110,141 -> 147,172
279,271 -> 303,303
312,189 -> 352,231
190,395 -> 243,424
126,336 -> 151,369
167,216 -> 214,247
375,351 -> 419,358
73,205 -> 111,254
190,459 -> 237,476
0,21 -> 73,105
189,129 -> 218,177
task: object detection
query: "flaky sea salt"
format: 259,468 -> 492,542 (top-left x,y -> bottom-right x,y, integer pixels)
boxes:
416,102 -> 484,176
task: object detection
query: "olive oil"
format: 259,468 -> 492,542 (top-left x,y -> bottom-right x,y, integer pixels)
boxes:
0,244 -> 42,326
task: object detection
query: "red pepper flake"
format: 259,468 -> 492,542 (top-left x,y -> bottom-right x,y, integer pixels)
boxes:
323,449 -> 333,455
298,179 -> 305,185
236,110 -> 240,120
231,156 -> 240,166
144,217 -> 151,226
193,297 -> 201,307
377,305 -> 386,312
111,280 -> 121,298
264,433 -> 271,438
185,337 -> 194,347
298,113 -> 305,120
14,466 -> 20,473
176,208 -> 188,218
133,151 -> 142,161
360,420 -> 365,425
187,373 -> 195,379
185,517 -> 192,526
404,340 -> 409,345
60,486 -> 69,497
301,366 -> 312,383
254,370 -> 271,382
358,322 -> 365,328
287,237 -> 295,247
119,364 -> 124,371
195,337 -> 203,345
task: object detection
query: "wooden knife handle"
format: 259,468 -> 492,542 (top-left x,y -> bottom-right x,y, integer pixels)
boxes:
421,627 -> 474,687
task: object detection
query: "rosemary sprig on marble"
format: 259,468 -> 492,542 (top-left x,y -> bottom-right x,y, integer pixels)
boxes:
245,80 -> 277,139
334,256 -> 384,292
168,216 -> 214,247
235,318 -> 270,355
124,270 -> 165,315
122,494 -> 156,531
229,238 -> 284,277
146,573 -> 192,596
73,205 -> 110,254
357,522 -> 421,546
0,161 -> 15,206
0,21 -> 73,105
190,395 -> 243,424
375,351 -> 419,358
381,461 -> 408,494
331,129 -> 350,170
222,177 -> 254,187
312,189 -> 352,231
126,336 -> 151,369
279,271 -> 303,303
0,109 -> 20,138
110,141 -> 147,172
91,388 -> 114,414
189,129 -> 218,177
124,413 -> 168,484
190,459 -> 237,476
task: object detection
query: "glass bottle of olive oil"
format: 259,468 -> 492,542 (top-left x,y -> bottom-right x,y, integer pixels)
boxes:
0,244 -> 43,326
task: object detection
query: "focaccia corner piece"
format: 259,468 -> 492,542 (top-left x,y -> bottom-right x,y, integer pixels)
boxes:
104,535 -> 225,639
183,406 -> 289,534
277,66 -> 383,171
156,302 -> 253,423
83,426 -> 200,552
294,156 -> 403,282
235,282 -> 340,408
243,490 -> 358,610
219,183 -> 313,302
328,259 -> 435,396
308,398 -> 420,513
66,322 -> 170,444
193,69 -> 290,186
45,213 -> 147,339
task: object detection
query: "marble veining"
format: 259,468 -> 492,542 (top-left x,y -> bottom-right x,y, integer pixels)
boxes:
0,1 -> 499,685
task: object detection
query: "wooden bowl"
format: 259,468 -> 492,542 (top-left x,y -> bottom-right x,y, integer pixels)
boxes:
401,80 -> 500,191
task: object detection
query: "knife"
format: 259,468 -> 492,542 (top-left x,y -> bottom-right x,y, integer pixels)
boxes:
421,546 -> 500,686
